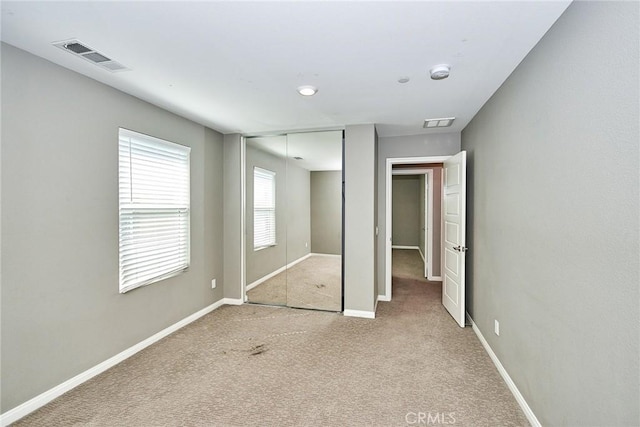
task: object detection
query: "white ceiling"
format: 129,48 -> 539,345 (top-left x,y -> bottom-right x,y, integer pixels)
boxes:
1,1 -> 571,137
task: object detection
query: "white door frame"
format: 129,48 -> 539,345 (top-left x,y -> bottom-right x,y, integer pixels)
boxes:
384,156 -> 451,301
240,136 -> 247,301
424,169 -> 434,279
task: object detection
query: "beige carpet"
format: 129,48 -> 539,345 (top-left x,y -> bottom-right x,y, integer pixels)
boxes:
12,249 -> 529,426
247,254 -> 341,311
392,247 -> 428,280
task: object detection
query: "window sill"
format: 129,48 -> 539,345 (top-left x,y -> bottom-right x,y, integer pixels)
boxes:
254,244 -> 277,252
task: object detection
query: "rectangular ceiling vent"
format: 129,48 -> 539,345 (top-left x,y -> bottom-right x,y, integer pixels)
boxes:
423,117 -> 455,128
52,39 -> 129,72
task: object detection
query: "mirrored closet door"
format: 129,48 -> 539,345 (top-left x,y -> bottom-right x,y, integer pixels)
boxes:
244,130 -> 343,311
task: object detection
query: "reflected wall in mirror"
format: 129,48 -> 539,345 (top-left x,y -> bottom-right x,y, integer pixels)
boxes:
245,130 -> 343,312
286,131 -> 342,311
245,135 -> 289,307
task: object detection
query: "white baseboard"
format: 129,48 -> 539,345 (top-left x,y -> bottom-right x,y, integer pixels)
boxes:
377,294 -> 391,302
0,298 -> 233,426
418,247 -> 425,262
222,298 -> 244,306
343,309 -> 376,319
391,245 -> 420,250
427,275 -> 442,281
246,253 -> 311,291
310,253 -> 341,258
469,317 -> 541,427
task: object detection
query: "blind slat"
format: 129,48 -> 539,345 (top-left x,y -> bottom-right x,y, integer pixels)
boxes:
253,167 -> 276,249
119,129 -> 191,293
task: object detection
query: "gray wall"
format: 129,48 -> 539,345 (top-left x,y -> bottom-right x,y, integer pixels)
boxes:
376,133 -> 460,297
286,162 -> 311,261
223,134 -> 243,300
344,124 -> 377,313
310,171 -> 342,255
461,2 -> 639,426
245,144 -> 310,284
392,175 -> 420,247
0,44 -> 225,412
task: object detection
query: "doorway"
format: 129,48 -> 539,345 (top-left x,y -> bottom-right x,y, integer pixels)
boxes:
390,168 -> 443,281
384,153 -> 467,326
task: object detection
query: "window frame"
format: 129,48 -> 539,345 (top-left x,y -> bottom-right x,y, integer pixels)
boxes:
118,128 -> 191,293
253,166 -> 277,250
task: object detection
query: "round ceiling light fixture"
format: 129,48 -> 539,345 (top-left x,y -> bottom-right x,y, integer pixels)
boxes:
297,85 -> 318,96
430,64 -> 451,80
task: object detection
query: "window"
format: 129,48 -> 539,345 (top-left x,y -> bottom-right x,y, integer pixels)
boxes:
253,167 -> 276,249
118,128 -> 191,293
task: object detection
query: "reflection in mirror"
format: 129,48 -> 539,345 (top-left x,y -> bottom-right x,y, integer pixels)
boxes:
286,131 -> 342,311
244,131 -> 343,312
245,136 -> 288,306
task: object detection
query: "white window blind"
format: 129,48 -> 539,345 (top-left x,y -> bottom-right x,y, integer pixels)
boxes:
118,128 -> 191,293
253,167 -> 276,249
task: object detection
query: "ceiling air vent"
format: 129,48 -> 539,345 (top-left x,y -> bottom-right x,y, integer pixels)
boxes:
423,117 -> 455,128
52,39 -> 129,72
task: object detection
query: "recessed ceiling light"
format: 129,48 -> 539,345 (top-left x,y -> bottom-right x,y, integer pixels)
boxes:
430,64 -> 451,80
423,117 -> 455,128
297,85 -> 318,96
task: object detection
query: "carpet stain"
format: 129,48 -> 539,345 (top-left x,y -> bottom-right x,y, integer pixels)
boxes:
249,344 -> 267,356
315,283 -> 326,288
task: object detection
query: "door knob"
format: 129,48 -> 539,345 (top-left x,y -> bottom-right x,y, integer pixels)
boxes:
453,245 -> 468,252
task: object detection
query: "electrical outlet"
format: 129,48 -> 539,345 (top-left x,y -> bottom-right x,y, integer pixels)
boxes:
211,279 -> 216,289
494,320 -> 500,336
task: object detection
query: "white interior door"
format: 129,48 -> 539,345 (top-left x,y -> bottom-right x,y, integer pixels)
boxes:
442,151 -> 467,327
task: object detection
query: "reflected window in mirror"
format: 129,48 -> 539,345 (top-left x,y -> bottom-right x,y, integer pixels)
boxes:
253,167 -> 276,250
